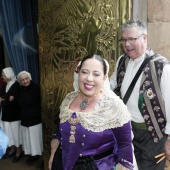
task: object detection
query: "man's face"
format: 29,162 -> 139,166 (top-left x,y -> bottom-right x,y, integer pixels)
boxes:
121,27 -> 147,60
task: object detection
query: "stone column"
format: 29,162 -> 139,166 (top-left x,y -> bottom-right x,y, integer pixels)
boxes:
133,0 -> 170,60
148,0 -> 170,59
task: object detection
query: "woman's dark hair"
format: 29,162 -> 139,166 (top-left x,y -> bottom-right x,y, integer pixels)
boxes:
79,54 -> 107,75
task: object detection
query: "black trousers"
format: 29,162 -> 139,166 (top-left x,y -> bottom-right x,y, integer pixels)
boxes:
132,124 -> 167,170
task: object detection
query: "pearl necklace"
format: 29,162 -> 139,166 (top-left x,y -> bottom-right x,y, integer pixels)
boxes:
79,90 -> 101,110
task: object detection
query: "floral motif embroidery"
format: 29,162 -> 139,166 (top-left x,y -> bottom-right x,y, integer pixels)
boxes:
146,88 -> 155,99
60,91 -> 131,132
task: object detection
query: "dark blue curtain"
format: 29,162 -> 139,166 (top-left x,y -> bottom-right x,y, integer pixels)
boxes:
0,0 -> 39,83
0,35 -> 5,72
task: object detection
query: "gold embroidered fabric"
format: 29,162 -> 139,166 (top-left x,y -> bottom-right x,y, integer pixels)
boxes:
60,90 -> 131,132
68,116 -> 80,143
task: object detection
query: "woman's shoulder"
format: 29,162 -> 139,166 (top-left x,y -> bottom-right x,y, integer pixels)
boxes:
103,90 -> 122,103
13,81 -> 20,86
30,81 -> 39,88
9,81 -> 20,90
60,91 -> 78,106
100,91 -> 131,118
64,90 -> 78,99
22,81 -> 39,90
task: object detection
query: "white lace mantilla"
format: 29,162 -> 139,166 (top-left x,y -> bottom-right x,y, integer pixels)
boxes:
60,91 -> 131,132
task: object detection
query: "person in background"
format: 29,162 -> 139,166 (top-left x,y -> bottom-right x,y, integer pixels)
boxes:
110,19 -> 170,170
0,77 -> 4,113
0,77 -> 5,90
0,67 -> 22,163
17,71 -> 43,164
0,127 -> 9,159
48,54 -> 134,170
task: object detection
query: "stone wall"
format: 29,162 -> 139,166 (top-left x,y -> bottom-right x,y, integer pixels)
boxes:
132,0 -> 170,59
148,0 -> 170,59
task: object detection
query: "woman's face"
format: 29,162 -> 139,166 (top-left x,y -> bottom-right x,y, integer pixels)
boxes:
1,72 -> 10,83
78,58 -> 106,97
20,73 -> 31,87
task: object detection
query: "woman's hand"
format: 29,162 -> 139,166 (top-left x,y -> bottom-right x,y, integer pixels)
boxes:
9,96 -> 14,101
116,163 -> 130,170
48,147 -> 57,170
48,139 -> 59,170
48,151 -> 55,170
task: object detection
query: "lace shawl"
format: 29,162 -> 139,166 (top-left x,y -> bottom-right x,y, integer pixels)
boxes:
60,90 -> 131,132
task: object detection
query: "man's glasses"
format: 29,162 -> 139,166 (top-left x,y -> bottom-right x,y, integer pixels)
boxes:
119,34 -> 144,44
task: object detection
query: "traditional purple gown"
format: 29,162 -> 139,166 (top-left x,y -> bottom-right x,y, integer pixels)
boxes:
53,90 -> 134,170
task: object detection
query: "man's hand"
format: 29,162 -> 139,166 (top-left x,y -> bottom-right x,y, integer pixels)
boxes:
165,137 -> 170,160
0,97 -> 5,103
9,96 -> 14,101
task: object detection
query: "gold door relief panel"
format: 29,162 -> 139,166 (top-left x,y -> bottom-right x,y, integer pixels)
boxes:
38,0 -> 131,168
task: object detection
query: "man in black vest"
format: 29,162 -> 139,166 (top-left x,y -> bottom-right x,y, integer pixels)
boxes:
110,19 -> 170,170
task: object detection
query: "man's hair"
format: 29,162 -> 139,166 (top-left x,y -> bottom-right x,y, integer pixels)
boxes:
121,19 -> 147,35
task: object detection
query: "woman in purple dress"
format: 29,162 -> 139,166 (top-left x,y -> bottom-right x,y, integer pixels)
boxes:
49,55 -> 134,170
